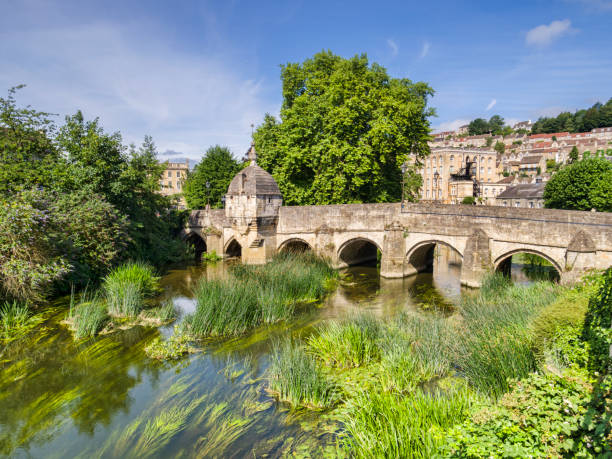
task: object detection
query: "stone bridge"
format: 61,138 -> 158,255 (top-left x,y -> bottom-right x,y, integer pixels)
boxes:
185,202 -> 612,287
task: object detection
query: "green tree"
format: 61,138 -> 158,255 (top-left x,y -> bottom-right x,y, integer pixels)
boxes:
485,136 -> 494,147
468,118 -> 489,136
543,158 -> 612,212
183,145 -> 241,209
488,115 -> 505,135
253,51 -> 434,205
569,146 -> 579,163
0,86 -> 62,196
494,141 -> 505,155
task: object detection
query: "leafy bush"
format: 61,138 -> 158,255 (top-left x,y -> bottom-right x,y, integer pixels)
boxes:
582,267 -> 612,374
268,340 -> 338,409
461,196 -> 476,205
308,314 -> 382,368
442,372 -> 592,458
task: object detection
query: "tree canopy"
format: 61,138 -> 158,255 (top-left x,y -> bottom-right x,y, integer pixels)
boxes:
467,115 -> 506,136
543,158 -> 612,212
253,51 -> 434,205
531,98 -> 612,134
183,145 -> 241,209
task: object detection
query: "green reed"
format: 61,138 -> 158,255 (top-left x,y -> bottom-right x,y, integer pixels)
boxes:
0,301 -> 42,343
103,262 -> 160,317
342,385 -> 476,458
68,290 -> 108,339
308,314 -> 382,368
269,339 -> 339,409
188,253 -> 337,337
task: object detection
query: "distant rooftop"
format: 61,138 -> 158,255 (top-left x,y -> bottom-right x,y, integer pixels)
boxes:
497,183 -> 544,200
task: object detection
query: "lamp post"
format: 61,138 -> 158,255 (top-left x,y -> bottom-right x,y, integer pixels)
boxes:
433,171 -> 440,203
205,180 -> 210,210
401,163 -> 407,209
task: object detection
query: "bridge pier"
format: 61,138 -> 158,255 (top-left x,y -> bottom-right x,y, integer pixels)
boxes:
380,223 -> 406,278
460,229 -> 492,288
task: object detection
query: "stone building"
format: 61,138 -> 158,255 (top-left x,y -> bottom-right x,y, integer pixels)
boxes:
496,182 -> 545,208
419,148 -> 501,203
160,160 -> 189,207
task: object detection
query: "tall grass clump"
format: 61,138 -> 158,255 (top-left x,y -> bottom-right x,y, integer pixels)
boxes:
0,301 -> 42,342
68,291 -> 108,339
308,314 -> 382,368
453,273 -> 560,397
188,253 -> 337,337
378,314 -> 452,392
268,339 -> 338,409
342,385 -> 475,458
103,262 -> 160,317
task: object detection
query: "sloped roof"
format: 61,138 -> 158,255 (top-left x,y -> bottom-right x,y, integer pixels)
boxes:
227,164 -> 281,196
497,183 -> 544,200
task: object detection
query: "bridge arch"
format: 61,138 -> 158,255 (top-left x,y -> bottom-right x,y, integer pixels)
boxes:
278,238 -> 312,253
405,239 -> 463,275
494,249 -> 562,281
184,231 -> 207,262
224,238 -> 242,259
337,237 -> 381,267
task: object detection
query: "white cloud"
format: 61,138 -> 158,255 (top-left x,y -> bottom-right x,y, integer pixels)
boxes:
486,99 -> 497,111
387,38 -> 398,57
434,118 -> 471,132
0,21 -> 276,160
420,41 -> 430,58
525,19 -> 574,47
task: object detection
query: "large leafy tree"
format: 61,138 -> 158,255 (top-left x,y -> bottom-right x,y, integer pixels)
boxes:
253,51 -> 434,205
183,145 -> 241,209
543,158 -> 612,212
532,98 -> 612,134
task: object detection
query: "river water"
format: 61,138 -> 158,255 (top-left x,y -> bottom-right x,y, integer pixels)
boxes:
0,248 -> 546,458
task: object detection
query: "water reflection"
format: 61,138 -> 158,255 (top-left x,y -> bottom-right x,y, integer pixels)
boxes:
1,252 -> 464,458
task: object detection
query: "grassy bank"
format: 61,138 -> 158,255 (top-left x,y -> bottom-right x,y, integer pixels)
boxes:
186,253 -> 337,337
267,271 -> 609,457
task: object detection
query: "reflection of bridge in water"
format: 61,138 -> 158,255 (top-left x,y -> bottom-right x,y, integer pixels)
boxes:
184,145 -> 612,287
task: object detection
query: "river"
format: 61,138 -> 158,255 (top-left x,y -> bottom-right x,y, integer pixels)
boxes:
0,247 -> 549,457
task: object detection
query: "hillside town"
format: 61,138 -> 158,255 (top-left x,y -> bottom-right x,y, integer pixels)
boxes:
420,122 -> 612,207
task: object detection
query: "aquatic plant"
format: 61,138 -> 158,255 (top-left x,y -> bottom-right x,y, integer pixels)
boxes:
69,294 -> 108,339
0,301 -> 43,343
145,328 -> 191,360
268,339 -> 338,409
201,250 -> 222,262
342,385 -> 475,458
308,314 -> 382,368
188,253 -> 337,337
103,262 -> 160,317
141,299 -> 177,324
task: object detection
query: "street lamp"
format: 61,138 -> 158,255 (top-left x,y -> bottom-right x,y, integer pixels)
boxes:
400,163 -> 407,209
205,180 -> 210,210
433,171 -> 440,202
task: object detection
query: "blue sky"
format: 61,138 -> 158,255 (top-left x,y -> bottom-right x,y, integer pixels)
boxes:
1,0 -> 611,160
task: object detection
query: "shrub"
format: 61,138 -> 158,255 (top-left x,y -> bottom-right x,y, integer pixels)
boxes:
308,314 -> 382,368
442,372 -> 591,458
582,267 -> 612,373
268,340 -> 338,409
461,196 -> 475,205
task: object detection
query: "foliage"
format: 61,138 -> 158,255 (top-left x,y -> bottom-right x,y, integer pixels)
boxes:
569,145 -> 580,163
442,371 -> 592,458
145,328 -> 190,360
342,385 -> 475,458
468,115 -> 506,136
268,339 -> 339,409
308,314 -> 382,368
582,267 -> 612,374
0,86 -> 60,196
253,51 -> 435,205
67,291 -> 108,339
494,140 -> 505,154
183,145 -> 241,209
0,191 -> 70,303
187,253 -> 337,336
0,301 -> 43,343
531,98 -> 612,134
103,262 -> 160,317
201,250 -> 222,263
543,157 -> 612,212
461,196 -> 475,205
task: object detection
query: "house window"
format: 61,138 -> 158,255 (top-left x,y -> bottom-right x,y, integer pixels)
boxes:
529,201 -> 534,208
167,171 -> 172,178
450,165 -> 454,173
515,201 -> 520,207
176,171 -> 181,177
450,155 -> 454,161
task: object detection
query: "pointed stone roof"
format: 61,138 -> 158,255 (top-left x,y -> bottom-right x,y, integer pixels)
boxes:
226,143 -> 281,196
